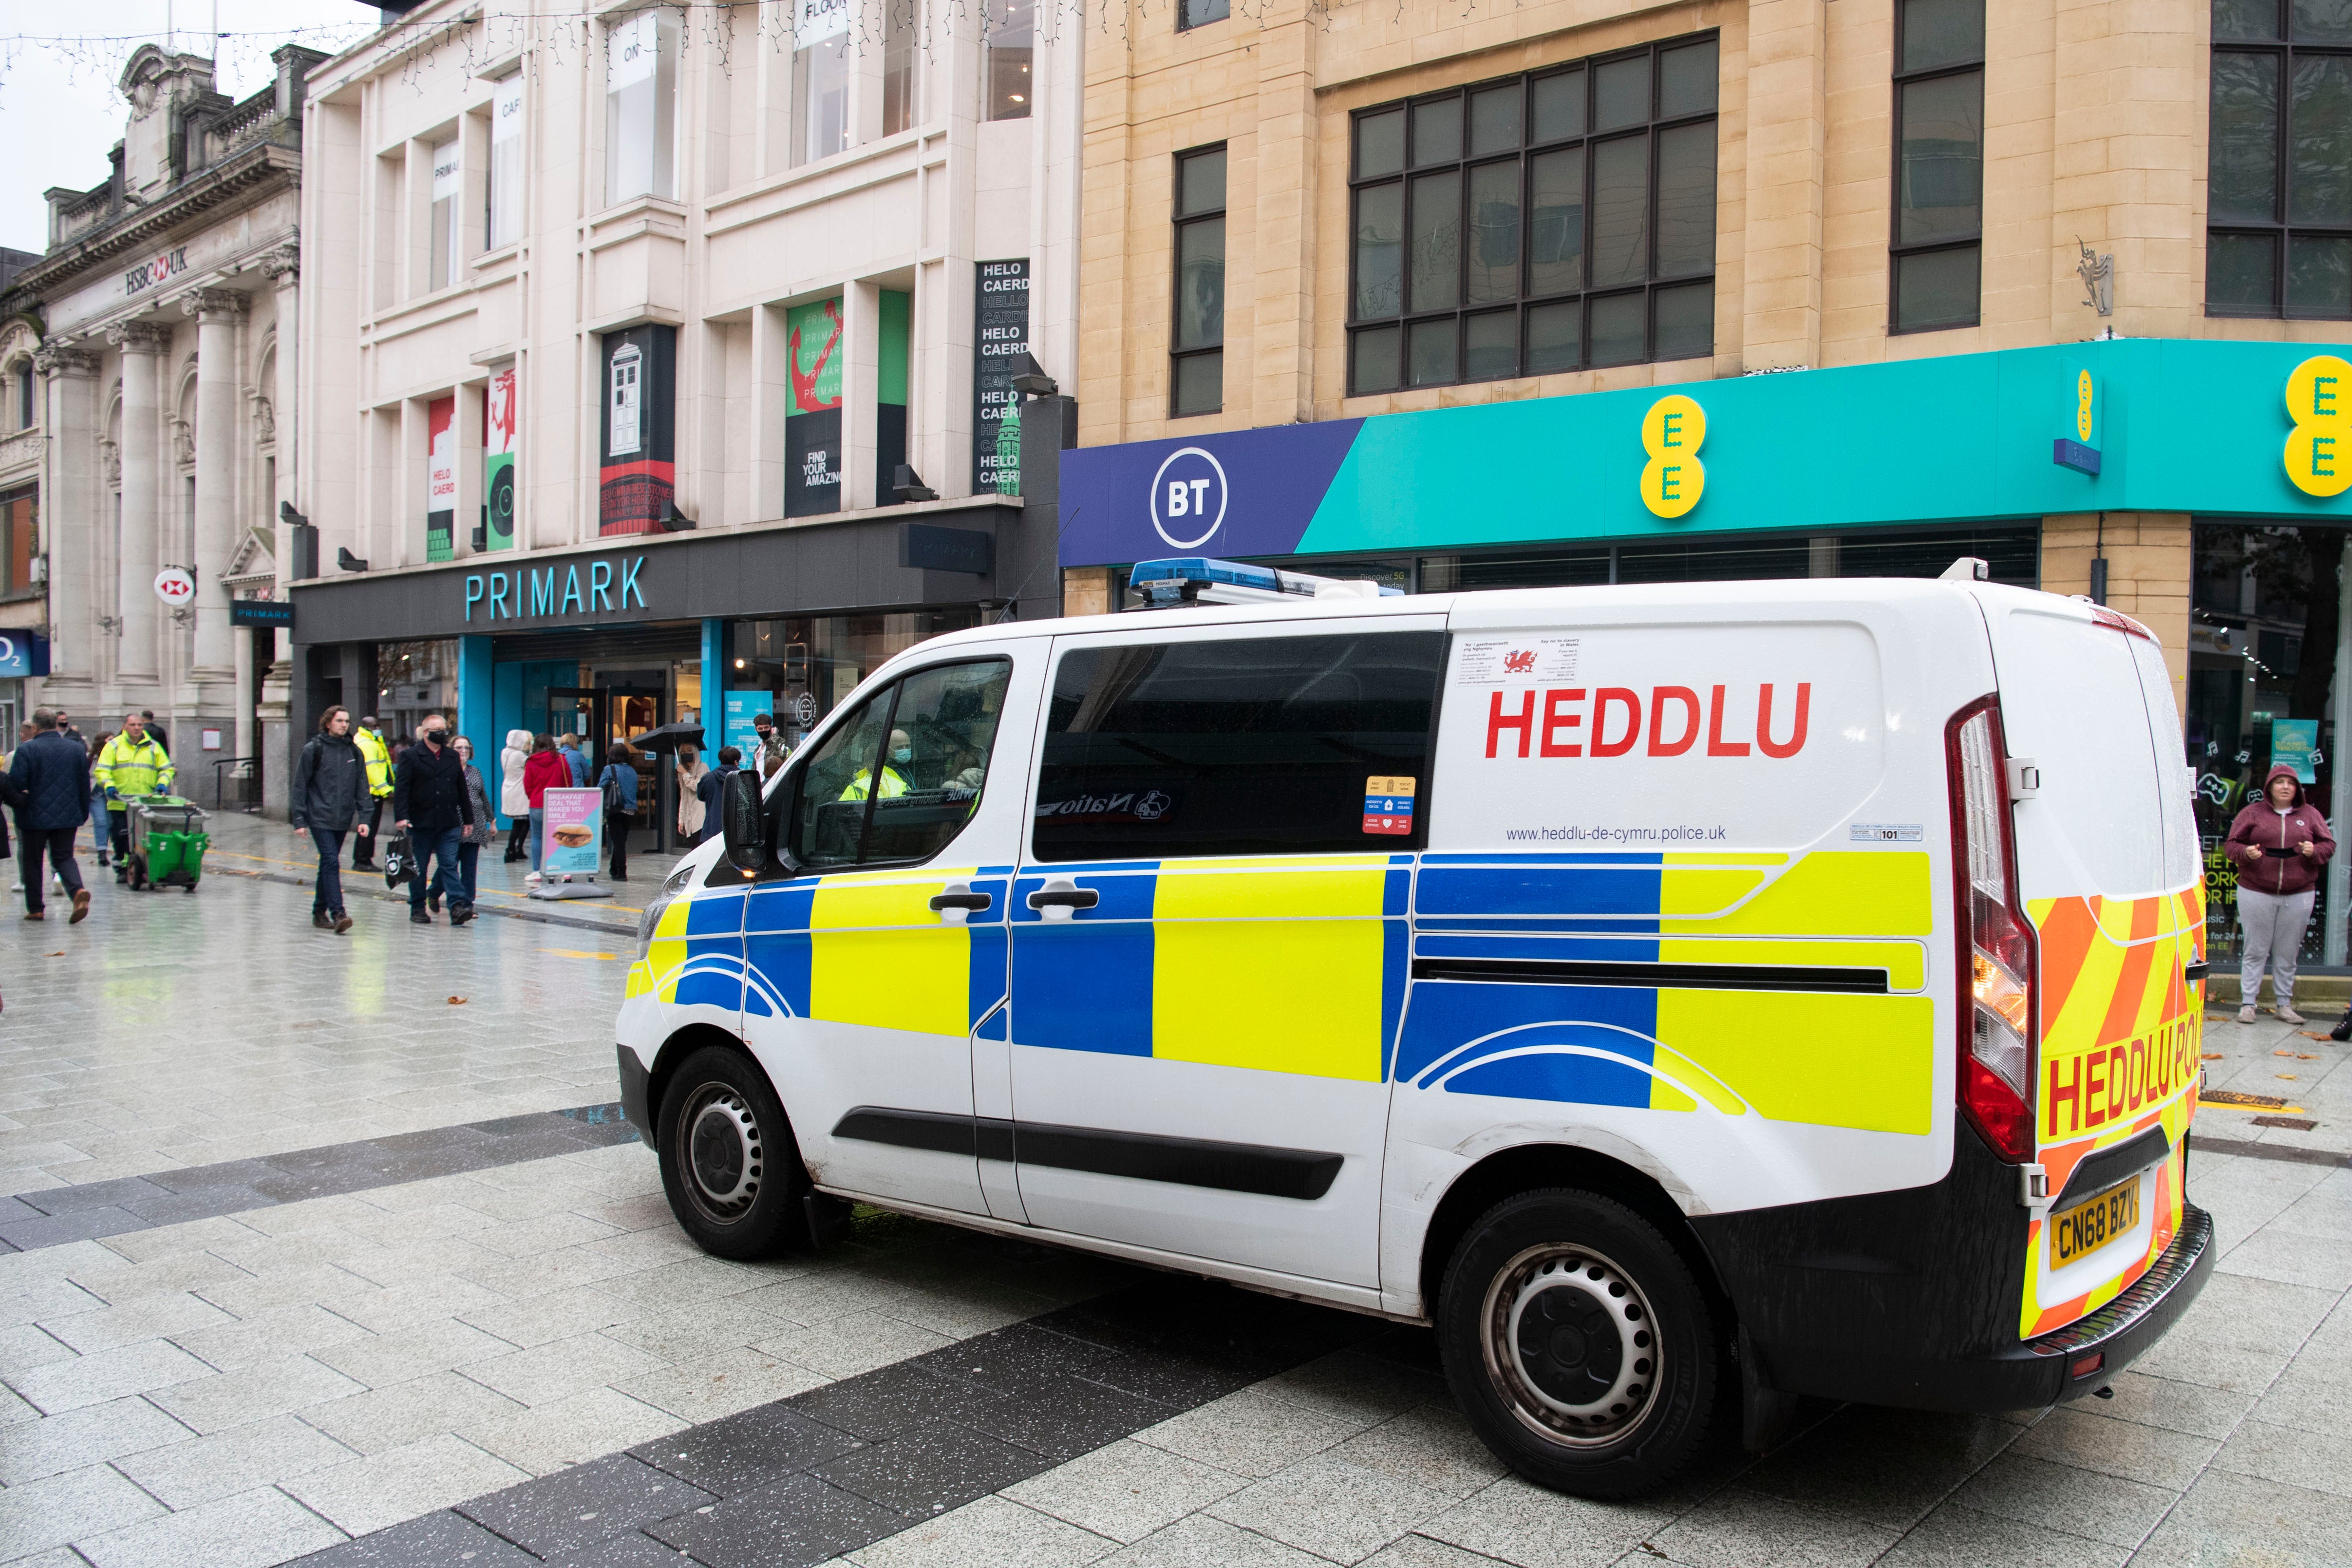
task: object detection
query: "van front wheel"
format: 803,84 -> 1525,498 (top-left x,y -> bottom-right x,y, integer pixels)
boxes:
1437,1189 -> 1719,1499
656,1045 -> 809,1261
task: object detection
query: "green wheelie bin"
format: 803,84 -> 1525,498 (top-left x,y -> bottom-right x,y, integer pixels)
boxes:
125,795 -> 211,892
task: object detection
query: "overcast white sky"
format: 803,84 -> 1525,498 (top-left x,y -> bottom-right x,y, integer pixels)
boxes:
0,0 -> 377,254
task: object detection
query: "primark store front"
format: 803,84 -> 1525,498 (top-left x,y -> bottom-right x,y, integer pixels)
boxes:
1059,338 -> 2352,971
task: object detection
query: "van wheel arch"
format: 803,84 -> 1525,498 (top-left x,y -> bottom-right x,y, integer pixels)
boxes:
1418,1143 -> 1736,1335
645,1025 -> 785,1154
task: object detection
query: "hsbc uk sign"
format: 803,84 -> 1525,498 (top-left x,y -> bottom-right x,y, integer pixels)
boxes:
125,247 -> 190,296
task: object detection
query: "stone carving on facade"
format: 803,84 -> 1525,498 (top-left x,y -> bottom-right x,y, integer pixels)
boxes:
181,288 -> 249,320
101,439 -> 120,487
254,396 -> 275,445
32,343 -> 98,378
106,321 -> 173,355
171,417 -> 195,468
259,244 -> 300,284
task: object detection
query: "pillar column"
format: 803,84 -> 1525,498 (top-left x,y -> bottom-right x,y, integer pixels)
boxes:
33,344 -> 100,696
233,623 -> 256,760
184,288 -> 247,683
108,321 -> 172,682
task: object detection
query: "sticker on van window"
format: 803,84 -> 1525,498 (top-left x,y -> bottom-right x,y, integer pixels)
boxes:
1456,637 -> 1580,685
1364,776 -> 1416,835
1850,823 -> 1924,842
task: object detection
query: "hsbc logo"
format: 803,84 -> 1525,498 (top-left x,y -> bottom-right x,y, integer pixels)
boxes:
1149,446 -> 1228,549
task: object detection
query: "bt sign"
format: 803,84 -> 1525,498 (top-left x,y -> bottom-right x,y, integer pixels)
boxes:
1149,446 -> 1229,549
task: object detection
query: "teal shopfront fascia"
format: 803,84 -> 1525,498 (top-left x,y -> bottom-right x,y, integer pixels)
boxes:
1060,337 -> 2352,964
284,505 -> 1020,851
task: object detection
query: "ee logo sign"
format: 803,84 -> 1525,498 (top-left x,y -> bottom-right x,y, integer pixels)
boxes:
2286,355 -> 2352,499
1639,394 -> 1708,519
1149,445 -> 1228,549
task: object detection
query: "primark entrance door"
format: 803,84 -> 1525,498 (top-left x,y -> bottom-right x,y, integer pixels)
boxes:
498,622 -> 707,855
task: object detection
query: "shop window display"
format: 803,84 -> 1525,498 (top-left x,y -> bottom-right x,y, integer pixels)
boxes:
2188,522 -> 2344,963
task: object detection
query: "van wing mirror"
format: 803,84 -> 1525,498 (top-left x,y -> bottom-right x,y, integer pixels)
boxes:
720,769 -> 767,871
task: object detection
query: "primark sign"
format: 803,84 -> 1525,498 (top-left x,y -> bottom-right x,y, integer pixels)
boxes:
463,554 -> 649,623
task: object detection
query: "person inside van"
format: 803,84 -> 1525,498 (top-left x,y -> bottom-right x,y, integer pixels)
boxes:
2225,762 -> 2336,1025
840,728 -> 912,801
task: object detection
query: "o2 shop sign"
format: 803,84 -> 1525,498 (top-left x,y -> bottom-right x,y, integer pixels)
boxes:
1149,446 -> 1229,549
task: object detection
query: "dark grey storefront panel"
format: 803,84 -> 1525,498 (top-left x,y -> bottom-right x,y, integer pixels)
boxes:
287,506 -> 1017,644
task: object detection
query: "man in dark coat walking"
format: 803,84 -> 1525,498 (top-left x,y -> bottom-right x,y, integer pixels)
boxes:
390,712 -> 475,927
291,705 -> 370,933
6,709 -> 92,923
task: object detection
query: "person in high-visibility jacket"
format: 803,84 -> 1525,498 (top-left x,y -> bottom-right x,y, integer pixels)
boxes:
94,714 -> 174,881
839,729 -> 913,801
351,716 -> 394,869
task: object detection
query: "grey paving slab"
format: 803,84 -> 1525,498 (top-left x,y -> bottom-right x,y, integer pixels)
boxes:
814,1414 -> 1059,1516
645,1470 -> 912,1568
113,1410 -> 362,1509
283,1506 -> 540,1566
1003,1437 -> 1252,1545
2130,1466 -> 2352,1567
629,1398 -> 867,1496
456,1452 -> 714,1559
72,1483 -> 349,1568
282,1430 -> 535,1537
847,1494 -> 1121,1568
0,1392 -> 193,1485
0,1458 -> 170,1560
1872,1503 -> 2127,1568
1413,1474 -> 1672,1568
1097,1512 -> 1343,1568
1210,1448 -> 1456,1563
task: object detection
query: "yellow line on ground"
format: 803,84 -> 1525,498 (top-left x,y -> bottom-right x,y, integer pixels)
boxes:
540,948 -> 626,960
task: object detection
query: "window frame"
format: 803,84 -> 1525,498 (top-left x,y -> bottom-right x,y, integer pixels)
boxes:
1171,142 -> 1229,419
775,655 -> 1013,875
1178,0 -> 1231,30
1888,0 -> 1986,335
1344,33 -> 1721,397
2207,0 -> 2352,320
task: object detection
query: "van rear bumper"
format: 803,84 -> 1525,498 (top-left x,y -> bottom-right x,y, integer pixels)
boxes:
1750,1204 -> 2213,1413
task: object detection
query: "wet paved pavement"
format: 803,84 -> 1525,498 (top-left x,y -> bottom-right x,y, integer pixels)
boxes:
2,857 -> 2350,1566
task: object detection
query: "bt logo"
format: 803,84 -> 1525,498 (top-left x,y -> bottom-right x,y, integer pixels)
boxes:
1149,446 -> 1229,548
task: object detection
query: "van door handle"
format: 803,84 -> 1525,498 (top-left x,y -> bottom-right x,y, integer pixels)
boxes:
930,883 -> 990,924
2183,960 -> 2209,983
1028,881 -> 1099,922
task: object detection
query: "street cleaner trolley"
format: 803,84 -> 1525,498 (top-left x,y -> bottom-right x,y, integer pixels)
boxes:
124,795 -> 209,892
615,557 -> 2214,1499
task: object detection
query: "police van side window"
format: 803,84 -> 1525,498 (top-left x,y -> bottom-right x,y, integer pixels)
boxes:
1034,631 -> 1446,862
788,659 -> 1013,869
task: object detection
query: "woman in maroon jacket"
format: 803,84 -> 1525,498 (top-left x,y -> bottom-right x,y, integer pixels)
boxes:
2224,763 -> 2337,1024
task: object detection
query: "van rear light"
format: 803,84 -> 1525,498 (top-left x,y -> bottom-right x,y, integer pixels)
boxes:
1948,696 -> 2037,1163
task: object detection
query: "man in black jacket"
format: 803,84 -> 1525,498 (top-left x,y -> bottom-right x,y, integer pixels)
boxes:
390,712 -> 475,927
6,709 -> 92,923
291,705 -> 369,934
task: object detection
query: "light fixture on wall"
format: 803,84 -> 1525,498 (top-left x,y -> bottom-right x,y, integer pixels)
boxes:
337,547 -> 369,572
893,464 -> 938,503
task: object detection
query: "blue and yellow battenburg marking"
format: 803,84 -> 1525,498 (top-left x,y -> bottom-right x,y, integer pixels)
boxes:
1399,850 -> 1936,1133
737,867 -> 1015,1036
623,887 -> 754,1010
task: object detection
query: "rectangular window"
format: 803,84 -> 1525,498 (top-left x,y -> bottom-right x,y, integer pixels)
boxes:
1347,34 -> 1719,395
986,0 -> 1034,121
605,9 -> 678,205
1034,632 -> 1446,863
0,490 -> 33,597
2209,0 -> 2352,317
1172,144 -> 1227,417
487,76 -> 523,250
1891,0 -> 1985,332
883,0 -> 918,137
790,658 -> 1012,868
793,0 -> 851,165
427,135 -> 461,291
1179,0 -> 1230,28
13,365 -> 32,431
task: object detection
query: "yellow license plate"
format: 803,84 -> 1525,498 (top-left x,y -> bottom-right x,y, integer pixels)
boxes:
2048,1177 -> 2142,1269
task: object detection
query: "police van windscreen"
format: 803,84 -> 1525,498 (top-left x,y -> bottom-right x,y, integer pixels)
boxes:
1033,631 -> 1446,862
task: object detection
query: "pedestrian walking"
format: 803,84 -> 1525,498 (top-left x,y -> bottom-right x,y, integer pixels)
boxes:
454,736 -> 496,908
351,716 -> 392,869
86,731 -> 114,871
290,705 -> 368,934
696,746 -> 741,844
499,728 -> 532,861
749,711 -> 790,780
390,714 -> 475,926
599,743 -> 640,881
93,714 -> 173,882
675,744 -> 708,845
560,733 -> 590,787
2226,762 -> 2336,1025
3,723 -> 28,896
52,709 -> 84,749
8,708 -> 92,924
139,710 -> 169,756
522,733 -> 568,883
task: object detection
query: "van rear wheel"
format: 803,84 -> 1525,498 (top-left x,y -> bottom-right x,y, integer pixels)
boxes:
655,1045 -> 810,1261
1437,1189 -> 1719,1499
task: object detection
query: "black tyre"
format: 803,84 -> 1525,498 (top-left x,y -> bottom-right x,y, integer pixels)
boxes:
1436,1188 -> 1720,1499
655,1044 -> 811,1261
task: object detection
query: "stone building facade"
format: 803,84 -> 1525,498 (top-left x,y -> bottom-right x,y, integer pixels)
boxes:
1,43 -> 324,802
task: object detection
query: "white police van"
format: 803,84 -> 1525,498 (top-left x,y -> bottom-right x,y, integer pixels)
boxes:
617,558 -> 2211,1495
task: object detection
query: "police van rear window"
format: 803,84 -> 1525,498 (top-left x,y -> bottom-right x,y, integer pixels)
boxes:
1034,631 -> 1445,862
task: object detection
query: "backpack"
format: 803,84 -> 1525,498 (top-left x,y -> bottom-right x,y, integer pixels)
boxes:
601,765 -> 626,813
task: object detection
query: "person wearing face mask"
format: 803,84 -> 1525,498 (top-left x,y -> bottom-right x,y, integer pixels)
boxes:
840,728 -> 913,802
750,711 -> 790,780
390,713 -> 476,927
453,736 -> 496,909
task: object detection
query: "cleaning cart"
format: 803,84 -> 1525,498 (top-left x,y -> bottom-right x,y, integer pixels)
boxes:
124,795 -> 210,892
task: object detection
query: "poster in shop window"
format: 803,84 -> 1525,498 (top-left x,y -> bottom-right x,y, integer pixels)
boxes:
425,394 -> 457,562
483,366 -> 517,551
973,259 -> 1028,495
541,786 -> 604,878
599,324 -> 676,536
785,296 -> 844,518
